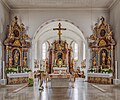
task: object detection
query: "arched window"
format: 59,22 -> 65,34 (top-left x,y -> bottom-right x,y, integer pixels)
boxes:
42,43 -> 47,60
83,42 -> 86,60
74,43 -> 78,61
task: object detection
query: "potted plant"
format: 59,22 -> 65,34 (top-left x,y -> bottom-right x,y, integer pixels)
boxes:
88,68 -> 96,73
28,78 -> 33,87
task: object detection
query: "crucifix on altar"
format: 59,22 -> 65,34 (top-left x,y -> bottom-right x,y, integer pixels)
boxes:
53,23 -> 66,41
47,22 -> 73,74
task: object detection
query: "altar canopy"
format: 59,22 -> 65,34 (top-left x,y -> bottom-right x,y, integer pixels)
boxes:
46,23 -> 73,74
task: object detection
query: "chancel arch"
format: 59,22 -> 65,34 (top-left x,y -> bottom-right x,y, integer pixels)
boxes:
32,19 -> 88,79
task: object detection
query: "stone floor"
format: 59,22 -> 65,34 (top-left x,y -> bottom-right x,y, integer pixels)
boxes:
0,78 -> 120,100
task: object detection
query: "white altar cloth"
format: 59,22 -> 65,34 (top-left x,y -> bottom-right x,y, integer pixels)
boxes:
53,67 -> 67,74
7,73 -> 29,78
88,73 -> 112,78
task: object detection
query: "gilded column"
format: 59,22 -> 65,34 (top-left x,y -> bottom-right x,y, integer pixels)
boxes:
6,46 -> 9,67
111,46 -> 114,71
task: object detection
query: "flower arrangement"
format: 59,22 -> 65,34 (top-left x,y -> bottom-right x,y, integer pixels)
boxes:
23,68 -> 32,73
88,68 -> 96,73
6,67 -> 17,74
101,68 -> 112,74
62,65 -> 67,67
53,65 -> 58,67
28,78 -> 33,87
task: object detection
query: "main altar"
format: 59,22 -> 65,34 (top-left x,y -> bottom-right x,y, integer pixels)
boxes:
45,23 -> 74,87
88,17 -> 116,84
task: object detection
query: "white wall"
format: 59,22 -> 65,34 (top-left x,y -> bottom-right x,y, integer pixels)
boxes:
110,0 -> 120,79
10,9 -> 109,39
0,0 -> 10,79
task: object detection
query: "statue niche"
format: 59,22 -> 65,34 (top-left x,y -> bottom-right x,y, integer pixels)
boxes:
13,49 -> 20,66
100,49 -> 108,66
57,52 -> 63,59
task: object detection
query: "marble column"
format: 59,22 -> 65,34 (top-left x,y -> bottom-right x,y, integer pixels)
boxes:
84,39 -> 90,81
31,40 -> 35,72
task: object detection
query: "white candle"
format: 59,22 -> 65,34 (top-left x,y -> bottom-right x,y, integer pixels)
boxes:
115,61 -> 118,79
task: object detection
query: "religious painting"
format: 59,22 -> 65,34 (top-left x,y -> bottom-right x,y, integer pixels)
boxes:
13,30 -> 19,37
12,49 -> 20,66
100,29 -> 106,37
57,52 -> 63,59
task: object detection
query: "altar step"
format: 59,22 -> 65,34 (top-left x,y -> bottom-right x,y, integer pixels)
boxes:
75,78 -> 85,82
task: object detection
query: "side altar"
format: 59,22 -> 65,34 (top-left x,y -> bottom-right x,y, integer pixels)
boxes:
88,17 -> 116,84
4,16 -> 31,84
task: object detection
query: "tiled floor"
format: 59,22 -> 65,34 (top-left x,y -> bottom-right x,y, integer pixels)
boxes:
0,78 -> 120,100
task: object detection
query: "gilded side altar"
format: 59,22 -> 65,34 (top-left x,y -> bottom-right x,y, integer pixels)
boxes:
4,16 -> 31,84
88,17 -> 116,84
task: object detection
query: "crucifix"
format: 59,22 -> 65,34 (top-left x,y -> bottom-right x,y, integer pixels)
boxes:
53,23 -> 66,41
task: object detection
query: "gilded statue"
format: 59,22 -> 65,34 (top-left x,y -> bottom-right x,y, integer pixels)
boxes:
23,57 -> 27,67
107,56 -> 111,67
81,59 -> 86,67
72,58 -> 75,67
92,57 -> 96,66
9,56 -> 12,66
102,51 -> 106,65
14,50 -> 19,65
57,59 -> 63,67
34,59 -> 38,68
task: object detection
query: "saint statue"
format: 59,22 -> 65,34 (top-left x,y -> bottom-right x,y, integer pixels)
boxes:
92,57 -> 96,66
107,56 -> 111,67
57,59 -> 63,67
23,57 -> 27,67
14,50 -> 19,65
72,58 -> 75,67
102,51 -> 106,65
9,56 -> 12,66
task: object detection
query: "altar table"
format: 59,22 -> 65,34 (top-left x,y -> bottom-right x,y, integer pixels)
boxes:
7,73 -> 29,84
49,74 -> 74,87
88,73 -> 113,84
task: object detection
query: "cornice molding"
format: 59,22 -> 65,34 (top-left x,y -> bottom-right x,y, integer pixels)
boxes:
109,0 -> 120,10
0,0 -> 11,10
11,7 -> 109,12
1,0 -> 119,11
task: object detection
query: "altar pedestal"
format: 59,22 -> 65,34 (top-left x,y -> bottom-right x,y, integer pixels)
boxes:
49,73 -> 71,87
7,73 -> 29,84
51,78 -> 69,88
88,73 -> 113,84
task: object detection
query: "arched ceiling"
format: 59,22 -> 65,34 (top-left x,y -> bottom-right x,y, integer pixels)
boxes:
2,0 -> 117,10
34,20 -> 85,44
